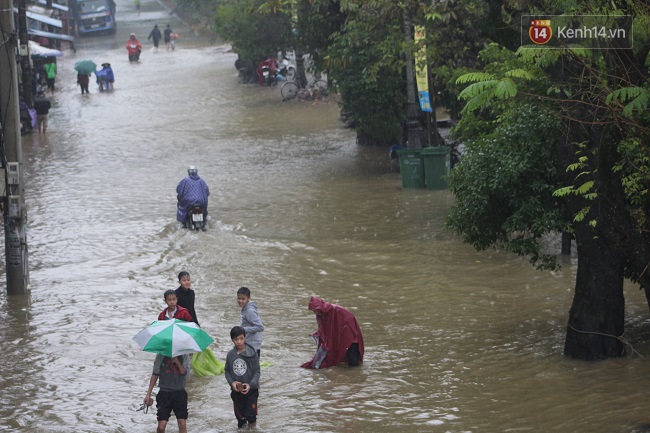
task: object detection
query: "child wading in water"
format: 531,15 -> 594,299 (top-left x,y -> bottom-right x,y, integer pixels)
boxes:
175,272 -> 200,326
237,287 -> 264,358
144,354 -> 190,433
225,326 -> 261,429
158,289 -> 193,321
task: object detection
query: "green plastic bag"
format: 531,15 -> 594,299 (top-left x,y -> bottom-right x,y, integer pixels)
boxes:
191,348 -> 225,376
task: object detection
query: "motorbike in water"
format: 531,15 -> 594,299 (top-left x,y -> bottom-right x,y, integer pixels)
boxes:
127,44 -> 141,62
185,205 -> 206,231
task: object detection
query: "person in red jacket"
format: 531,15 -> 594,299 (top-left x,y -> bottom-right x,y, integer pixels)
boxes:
126,33 -> 142,62
158,289 -> 193,321
301,296 -> 364,369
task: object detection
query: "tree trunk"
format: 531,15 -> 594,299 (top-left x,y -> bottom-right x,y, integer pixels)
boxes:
564,227 -> 625,360
561,232 -> 572,255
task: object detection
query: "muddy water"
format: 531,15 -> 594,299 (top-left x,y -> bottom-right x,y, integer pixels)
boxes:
1,0 -> 650,432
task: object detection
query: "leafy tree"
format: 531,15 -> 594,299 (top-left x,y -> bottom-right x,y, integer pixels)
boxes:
213,0 -> 294,79
449,3 -> 650,360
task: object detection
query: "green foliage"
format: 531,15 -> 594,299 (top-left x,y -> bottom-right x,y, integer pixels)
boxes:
447,104 -> 566,270
605,87 -> 650,117
456,72 -> 496,84
552,151 -> 597,227
328,16 -> 405,144
323,1 -> 408,145
613,138 -> 650,211
213,0 -> 293,61
454,43 -> 545,115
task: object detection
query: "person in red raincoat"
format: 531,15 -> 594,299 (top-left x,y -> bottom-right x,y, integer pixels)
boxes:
301,296 -> 364,369
126,33 -> 143,62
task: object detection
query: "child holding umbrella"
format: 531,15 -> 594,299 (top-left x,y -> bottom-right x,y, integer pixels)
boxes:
143,352 -> 190,433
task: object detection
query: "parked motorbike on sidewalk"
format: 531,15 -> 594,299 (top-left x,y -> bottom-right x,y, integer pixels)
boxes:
257,58 -> 277,86
277,56 -> 296,81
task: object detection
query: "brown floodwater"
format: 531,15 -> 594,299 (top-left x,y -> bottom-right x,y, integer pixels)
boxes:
2,1 -> 650,432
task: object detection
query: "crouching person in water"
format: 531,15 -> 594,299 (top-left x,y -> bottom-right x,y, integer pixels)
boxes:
144,353 -> 190,433
300,296 -> 364,369
225,326 -> 261,429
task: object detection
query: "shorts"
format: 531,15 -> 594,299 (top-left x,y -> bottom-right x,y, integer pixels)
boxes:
231,388 -> 258,426
46,78 -> 55,91
156,389 -> 188,421
37,114 -> 48,131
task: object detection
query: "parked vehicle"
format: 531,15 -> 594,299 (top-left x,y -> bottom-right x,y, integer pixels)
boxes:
76,0 -> 116,35
257,58 -> 278,86
277,56 -> 296,80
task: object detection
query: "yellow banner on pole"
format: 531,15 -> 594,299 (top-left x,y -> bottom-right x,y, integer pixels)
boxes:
414,25 -> 432,112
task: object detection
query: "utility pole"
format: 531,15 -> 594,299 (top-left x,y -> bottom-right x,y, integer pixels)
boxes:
403,12 -> 425,149
19,0 -> 33,108
0,0 -> 31,295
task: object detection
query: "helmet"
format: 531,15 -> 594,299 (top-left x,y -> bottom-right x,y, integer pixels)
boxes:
188,166 -> 198,176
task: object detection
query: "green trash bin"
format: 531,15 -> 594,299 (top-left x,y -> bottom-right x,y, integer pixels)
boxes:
422,146 -> 450,190
396,148 -> 425,189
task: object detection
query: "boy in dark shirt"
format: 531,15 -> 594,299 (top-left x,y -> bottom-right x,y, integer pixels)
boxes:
175,271 -> 199,326
225,326 -> 261,429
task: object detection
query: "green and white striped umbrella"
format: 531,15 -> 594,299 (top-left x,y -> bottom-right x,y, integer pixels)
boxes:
133,319 -> 214,358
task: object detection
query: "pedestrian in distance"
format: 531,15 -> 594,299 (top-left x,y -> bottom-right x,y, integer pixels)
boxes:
225,326 -> 261,430
148,24 -> 162,50
158,289 -> 193,321
43,61 -> 56,94
143,353 -> 190,433
134,0 -> 140,15
77,73 -> 90,94
33,91 -> 51,133
237,287 -> 264,359
164,24 -> 174,50
175,272 -> 200,326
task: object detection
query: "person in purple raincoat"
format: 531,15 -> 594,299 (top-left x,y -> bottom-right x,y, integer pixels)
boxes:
176,166 -> 210,227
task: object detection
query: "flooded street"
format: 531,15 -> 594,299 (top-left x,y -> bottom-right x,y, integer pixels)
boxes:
2,0 -> 650,432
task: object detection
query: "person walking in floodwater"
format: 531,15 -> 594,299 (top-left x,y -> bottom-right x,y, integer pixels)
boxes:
175,272 -> 200,326
33,91 -> 51,133
148,24 -> 162,50
158,289 -> 193,321
43,61 -> 56,94
225,326 -> 261,430
77,73 -> 90,94
143,353 -> 190,433
164,24 -> 173,50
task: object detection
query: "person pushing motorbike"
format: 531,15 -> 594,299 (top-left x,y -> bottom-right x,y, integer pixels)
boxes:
177,166 -> 210,228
